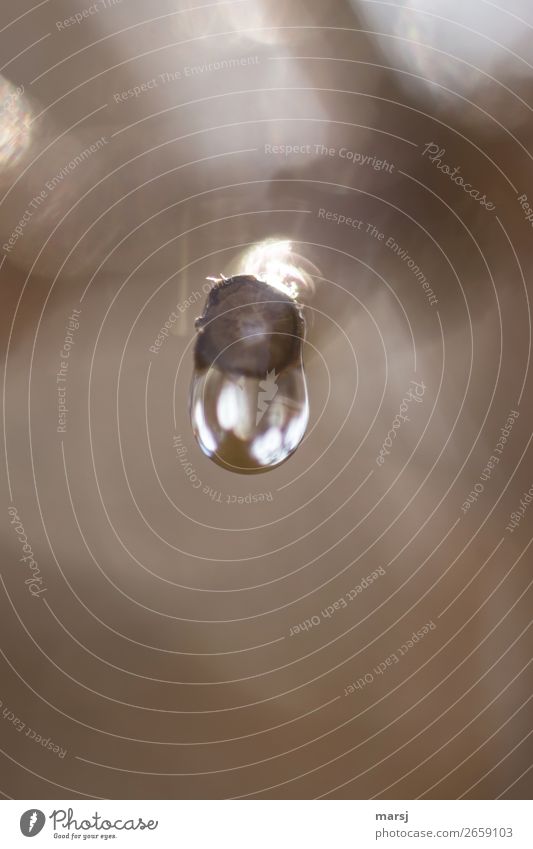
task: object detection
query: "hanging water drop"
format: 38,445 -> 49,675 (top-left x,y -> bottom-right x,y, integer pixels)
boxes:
189,275 -> 308,473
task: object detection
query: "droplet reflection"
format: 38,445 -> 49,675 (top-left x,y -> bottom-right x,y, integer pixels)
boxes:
190,275 -> 308,474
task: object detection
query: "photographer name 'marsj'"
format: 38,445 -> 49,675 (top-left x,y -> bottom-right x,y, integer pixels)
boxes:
50,807 -> 158,834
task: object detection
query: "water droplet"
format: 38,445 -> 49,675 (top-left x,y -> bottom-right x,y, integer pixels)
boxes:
189,275 -> 308,473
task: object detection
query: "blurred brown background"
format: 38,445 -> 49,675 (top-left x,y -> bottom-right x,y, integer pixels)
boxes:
0,0 -> 531,799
